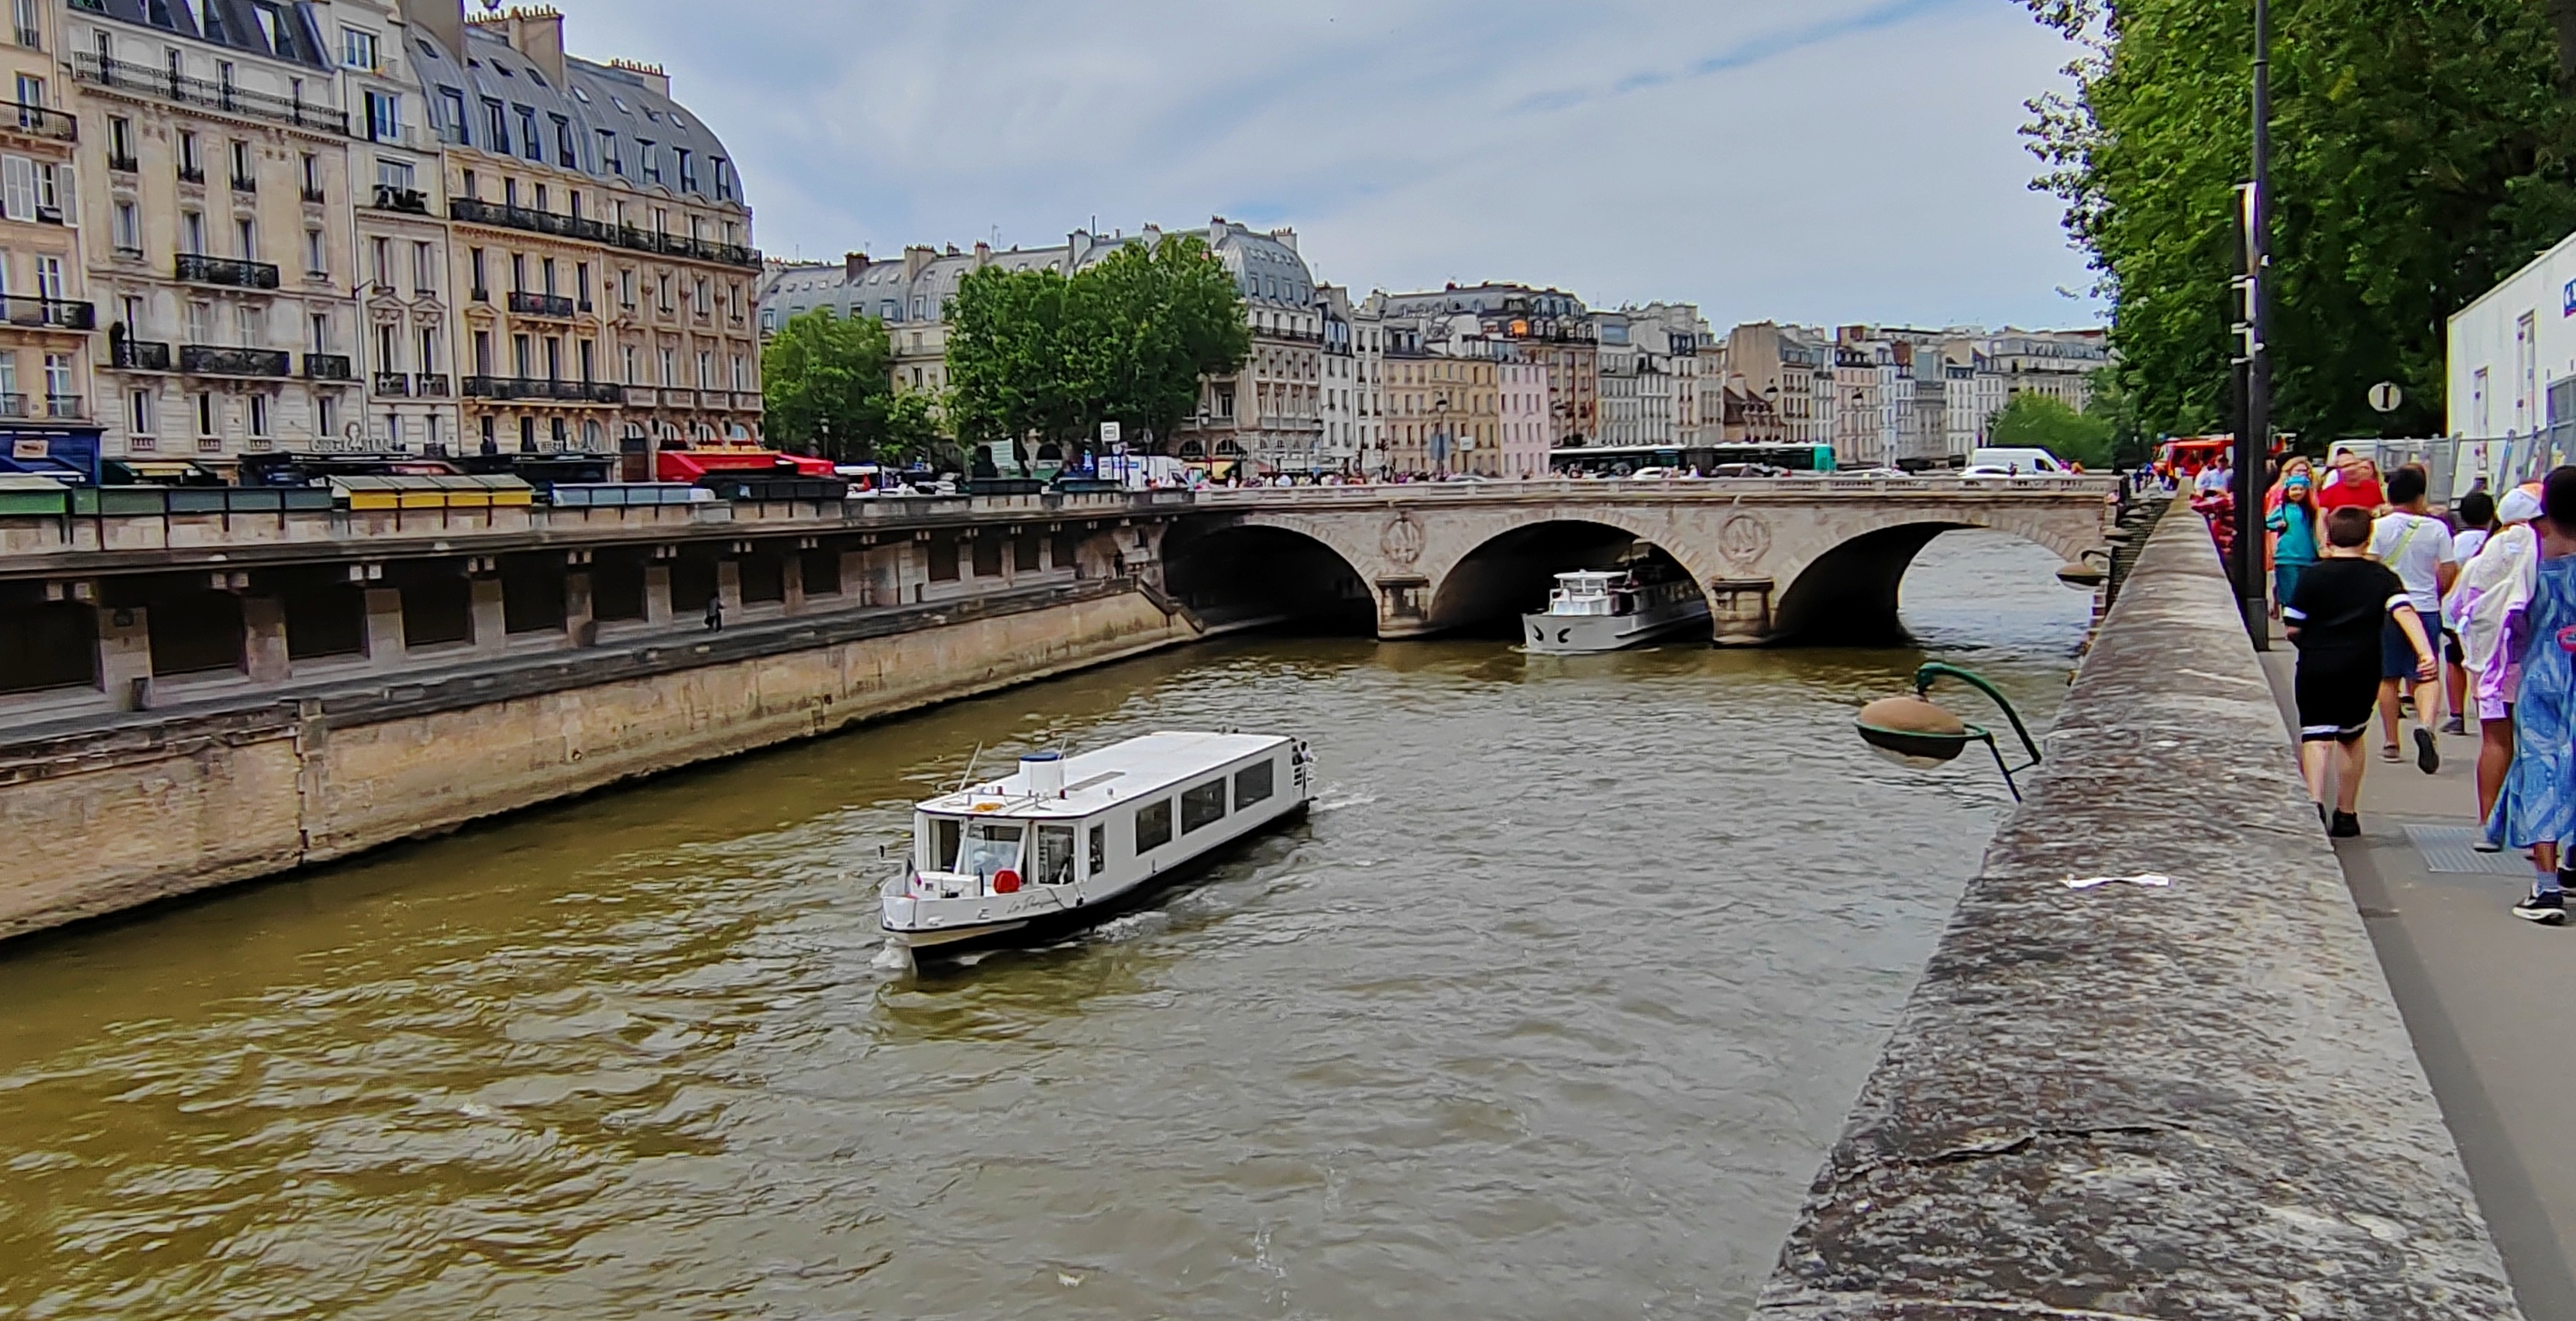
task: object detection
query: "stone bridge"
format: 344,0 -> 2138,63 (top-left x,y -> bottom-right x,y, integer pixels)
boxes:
1164,475 -> 2119,644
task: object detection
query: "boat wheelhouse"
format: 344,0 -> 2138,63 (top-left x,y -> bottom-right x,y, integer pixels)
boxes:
882,731 -> 1312,953
1523,562 -> 1711,653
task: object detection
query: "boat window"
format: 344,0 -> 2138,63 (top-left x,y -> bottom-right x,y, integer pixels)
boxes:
1234,760 -> 1274,809
958,821 -> 1023,880
1180,779 -> 1227,834
1034,825 -> 1076,886
1135,800 -> 1173,852
930,817 -> 961,871
1087,823 -> 1106,876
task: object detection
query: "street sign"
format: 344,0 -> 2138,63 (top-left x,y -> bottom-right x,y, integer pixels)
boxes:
2368,381 -> 2403,414
1099,421 -> 1119,448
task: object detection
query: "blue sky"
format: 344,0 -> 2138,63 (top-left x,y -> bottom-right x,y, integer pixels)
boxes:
543,0 -> 2096,329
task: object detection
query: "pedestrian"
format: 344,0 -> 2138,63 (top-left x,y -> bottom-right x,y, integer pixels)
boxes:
2287,504 -> 2439,838
2489,466 -> 2576,924
2440,487 -> 2500,734
2193,449 -> 2232,498
2266,470 -> 2321,617
2318,450 -> 2385,514
2458,483 -> 2542,846
2369,463 -> 2457,771
704,593 -> 724,633
2266,456 -> 2314,513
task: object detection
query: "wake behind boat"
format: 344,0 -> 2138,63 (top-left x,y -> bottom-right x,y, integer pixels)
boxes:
1522,562 -> 1711,653
880,731 -> 1312,955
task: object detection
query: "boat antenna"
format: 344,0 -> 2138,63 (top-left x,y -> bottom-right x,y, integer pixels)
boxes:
956,742 -> 983,793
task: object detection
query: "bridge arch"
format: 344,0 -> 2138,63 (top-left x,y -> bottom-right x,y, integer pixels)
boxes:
1160,517 -> 1376,632
1769,512 -> 2099,645
1422,518 -> 1718,638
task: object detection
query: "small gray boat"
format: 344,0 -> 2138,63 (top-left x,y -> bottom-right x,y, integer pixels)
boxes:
1522,564 -> 1711,653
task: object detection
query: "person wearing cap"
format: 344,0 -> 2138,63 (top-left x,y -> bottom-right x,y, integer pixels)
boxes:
2457,483 -> 2543,844
2266,469 -> 2322,616
2492,467 -> 2576,923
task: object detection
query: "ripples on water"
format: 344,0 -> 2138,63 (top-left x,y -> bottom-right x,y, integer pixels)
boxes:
0,532 -> 2090,1319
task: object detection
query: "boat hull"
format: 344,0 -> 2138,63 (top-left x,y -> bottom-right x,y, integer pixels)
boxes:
1522,598 -> 1712,653
884,801 -> 1311,958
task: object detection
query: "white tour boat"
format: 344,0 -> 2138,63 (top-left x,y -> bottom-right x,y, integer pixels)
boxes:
1522,563 -> 1711,653
880,731 -> 1312,954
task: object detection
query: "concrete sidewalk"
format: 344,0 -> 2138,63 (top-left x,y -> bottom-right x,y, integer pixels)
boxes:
2260,646 -> 2576,1319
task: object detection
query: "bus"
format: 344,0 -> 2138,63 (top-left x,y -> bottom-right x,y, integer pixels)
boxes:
1549,442 -> 1838,476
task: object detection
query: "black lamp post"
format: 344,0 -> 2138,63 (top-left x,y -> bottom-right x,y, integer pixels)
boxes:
2231,0 -> 2272,648
1855,662 -> 2045,800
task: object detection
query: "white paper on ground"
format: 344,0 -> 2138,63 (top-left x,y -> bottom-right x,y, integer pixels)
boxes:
2062,872 -> 2175,890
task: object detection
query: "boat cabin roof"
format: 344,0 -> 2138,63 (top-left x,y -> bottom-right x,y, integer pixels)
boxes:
915,731 -> 1289,820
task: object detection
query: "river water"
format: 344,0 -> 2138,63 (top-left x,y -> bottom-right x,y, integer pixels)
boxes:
0,532 -> 2091,1320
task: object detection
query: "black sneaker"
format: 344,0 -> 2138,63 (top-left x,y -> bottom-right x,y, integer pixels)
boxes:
2514,889 -> 2568,925
2330,810 -> 2361,838
2442,715 -> 2468,736
2415,727 -> 2441,774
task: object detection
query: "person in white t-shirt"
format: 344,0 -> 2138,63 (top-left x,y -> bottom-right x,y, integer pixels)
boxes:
2368,463 -> 2458,771
2438,487 -> 2499,735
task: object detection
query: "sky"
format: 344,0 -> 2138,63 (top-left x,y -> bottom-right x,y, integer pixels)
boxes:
539,0 -> 2099,330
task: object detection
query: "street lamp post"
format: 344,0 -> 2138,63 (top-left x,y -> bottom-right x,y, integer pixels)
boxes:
2232,0 -> 2273,648
1853,662 -> 2045,800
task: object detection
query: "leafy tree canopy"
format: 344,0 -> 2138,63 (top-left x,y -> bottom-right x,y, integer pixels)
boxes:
761,309 -> 946,463
1989,391 -> 2118,470
2024,0 -> 2576,446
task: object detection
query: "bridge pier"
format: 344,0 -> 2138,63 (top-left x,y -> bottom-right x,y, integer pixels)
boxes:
1704,579 -> 1777,647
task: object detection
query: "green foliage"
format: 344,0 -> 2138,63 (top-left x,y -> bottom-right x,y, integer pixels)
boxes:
1990,392 -> 2118,470
761,309 -> 944,463
2024,0 -> 2576,443
946,235 -> 1250,454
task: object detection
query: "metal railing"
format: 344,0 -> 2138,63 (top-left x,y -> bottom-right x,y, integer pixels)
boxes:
507,291 -> 576,318
178,345 -> 290,377
461,375 -> 621,403
44,393 -> 81,419
70,53 -> 349,134
414,373 -> 452,397
112,339 -> 170,370
303,353 -> 352,380
446,196 -> 762,269
0,296 -> 93,330
1,104 -> 74,142
372,371 -> 411,395
176,253 -> 279,289
372,184 -> 426,214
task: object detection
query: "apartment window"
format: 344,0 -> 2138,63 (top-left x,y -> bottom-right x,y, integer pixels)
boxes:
577,338 -> 593,381
366,90 -> 400,143
468,246 -> 485,297
184,300 -> 208,343
194,391 -> 214,436
693,277 -> 707,314
502,177 -> 516,207
247,391 -> 268,436
33,253 -> 58,301
303,226 -> 326,274
515,105 -> 539,160
509,252 -> 524,293
234,217 -> 254,259
340,26 -> 377,71
128,390 -> 153,439
659,347 -> 674,384
112,201 -> 138,251
370,236 -> 389,285
511,332 -> 529,377
417,325 -> 436,373
310,312 -> 329,353
656,273 -> 670,310
532,183 -> 546,213
712,157 -> 732,201
471,329 -> 490,374
482,98 -> 505,151
619,269 -> 635,306
14,74 -> 39,119
540,256 -> 555,294
595,129 -> 621,177
301,152 -> 322,196
181,211 -> 204,255
315,392 -> 334,438
411,241 -> 432,295
374,322 -> 396,372
696,350 -> 711,387
233,304 -> 254,344
459,167 -> 476,201
552,115 -> 574,168
638,140 -> 659,184
676,148 -> 695,192
12,0 -> 36,50
435,87 -> 466,143
229,139 -> 251,187
177,130 -> 199,177
108,116 -> 132,165
731,354 -> 745,390
575,262 -> 590,306
621,345 -> 636,382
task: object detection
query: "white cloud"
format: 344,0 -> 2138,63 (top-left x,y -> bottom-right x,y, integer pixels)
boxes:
542,0 -> 2097,328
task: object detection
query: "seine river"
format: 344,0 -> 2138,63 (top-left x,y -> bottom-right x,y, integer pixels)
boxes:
0,532 -> 2089,1320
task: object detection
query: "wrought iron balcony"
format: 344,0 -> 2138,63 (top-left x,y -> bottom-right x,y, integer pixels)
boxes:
70,52 -> 349,135
462,375 -> 621,403
507,291 -> 576,318
447,195 -> 764,269
107,152 -> 136,172
2,104 -> 74,142
372,370 -> 411,395
229,173 -> 255,193
300,184 -> 325,205
179,345 -> 291,377
177,164 -> 204,185
372,184 -> 427,215
112,339 -> 170,370
176,253 -> 280,289
414,373 -> 452,397
0,296 -> 94,330
303,353 -> 353,380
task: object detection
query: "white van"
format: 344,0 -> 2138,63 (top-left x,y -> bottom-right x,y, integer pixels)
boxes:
1968,446 -> 2069,475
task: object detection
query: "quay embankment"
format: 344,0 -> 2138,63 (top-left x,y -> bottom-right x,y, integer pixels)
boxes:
1750,504 -> 2525,1319
0,579 -> 1199,942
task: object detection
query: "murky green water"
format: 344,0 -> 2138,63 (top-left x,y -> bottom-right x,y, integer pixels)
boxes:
0,532 -> 2089,1319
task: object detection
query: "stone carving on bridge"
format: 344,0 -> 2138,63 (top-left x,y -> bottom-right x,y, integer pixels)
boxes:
1380,512 -> 1426,567
1718,513 -> 1772,568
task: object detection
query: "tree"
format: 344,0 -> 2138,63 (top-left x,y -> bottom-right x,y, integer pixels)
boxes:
1989,392 -> 2118,470
2023,0 -> 2576,445
1083,236 -> 1254,447
946,265 -> 1097,456
760,310 -> 944,462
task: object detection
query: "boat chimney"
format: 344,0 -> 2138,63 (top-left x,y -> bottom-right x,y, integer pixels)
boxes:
1021,752 -> 1065,797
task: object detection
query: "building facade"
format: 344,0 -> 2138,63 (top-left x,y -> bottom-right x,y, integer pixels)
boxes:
1498,359 -> 1546,476
1378,283 -> 1596,446
0,0 -> 96,473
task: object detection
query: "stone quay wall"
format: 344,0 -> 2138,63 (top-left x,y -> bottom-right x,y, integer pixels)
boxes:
1750,507 -> 2525,1319
0,583 -> 1197,942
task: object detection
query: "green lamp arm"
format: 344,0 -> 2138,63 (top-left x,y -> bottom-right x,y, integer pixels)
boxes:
1913,662 -> 2044,776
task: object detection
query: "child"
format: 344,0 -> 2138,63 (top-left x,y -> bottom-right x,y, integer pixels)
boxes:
2287,505 -> 2438,838
2491,466 -> 2576,924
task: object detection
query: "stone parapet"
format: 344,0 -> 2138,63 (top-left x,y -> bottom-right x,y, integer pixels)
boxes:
1750,506 -> 2524,1319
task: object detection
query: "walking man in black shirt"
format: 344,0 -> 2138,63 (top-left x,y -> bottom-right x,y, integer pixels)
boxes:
2287,506 -> 2440,837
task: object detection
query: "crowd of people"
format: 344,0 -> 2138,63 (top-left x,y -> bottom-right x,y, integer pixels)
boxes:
2275,451 -> 2576,924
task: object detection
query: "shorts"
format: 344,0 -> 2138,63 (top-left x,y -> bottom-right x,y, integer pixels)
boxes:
2297,650 -> 2381,742
2382,618 -> 2427,682
2444,627 -> 2464,666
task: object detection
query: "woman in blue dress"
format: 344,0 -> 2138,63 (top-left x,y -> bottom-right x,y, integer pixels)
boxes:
2492,467 -> 2576,924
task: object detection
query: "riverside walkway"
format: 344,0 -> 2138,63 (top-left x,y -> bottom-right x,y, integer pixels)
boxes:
1750,504 -> 2523,1319
2258,643 -> 2576,1319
